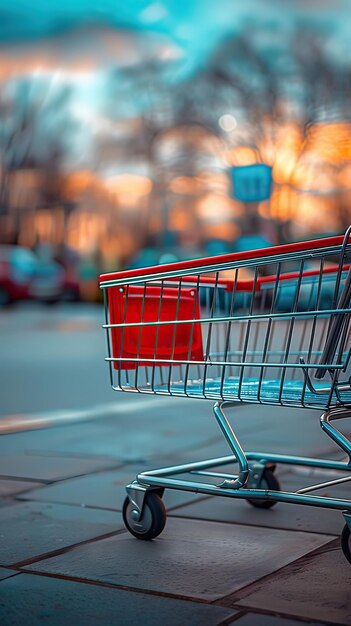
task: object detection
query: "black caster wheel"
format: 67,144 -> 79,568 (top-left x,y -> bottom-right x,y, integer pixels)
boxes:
247,468 -> 280,509
341,524 -> 351,564
122,492 -> 166,540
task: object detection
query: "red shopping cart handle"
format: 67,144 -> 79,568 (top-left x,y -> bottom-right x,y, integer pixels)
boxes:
100,235 -> 345,286
139,264 -> 350,294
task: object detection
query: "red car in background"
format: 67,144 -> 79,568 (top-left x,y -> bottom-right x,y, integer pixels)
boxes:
0,245 -> 80,306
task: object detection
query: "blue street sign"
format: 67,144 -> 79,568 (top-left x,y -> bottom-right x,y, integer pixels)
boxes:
230,163 -> 273,202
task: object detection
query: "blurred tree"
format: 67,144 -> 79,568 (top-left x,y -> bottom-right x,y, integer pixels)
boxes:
81,24 -> 351,253
0,76 -> 74,220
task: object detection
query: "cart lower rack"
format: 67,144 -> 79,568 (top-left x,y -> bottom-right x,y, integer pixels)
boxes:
100,228 -> 351,563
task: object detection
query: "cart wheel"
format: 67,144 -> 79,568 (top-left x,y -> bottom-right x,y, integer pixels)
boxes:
341,524 -> 351,564
247,468 -> 280,509
122,492 -> 166,540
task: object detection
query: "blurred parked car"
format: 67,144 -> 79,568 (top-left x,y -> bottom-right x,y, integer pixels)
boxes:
0,245 -> 79,306
0,246 -> 36,305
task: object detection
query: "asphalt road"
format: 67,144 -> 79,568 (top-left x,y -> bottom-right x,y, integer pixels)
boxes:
0,302 -> 117,416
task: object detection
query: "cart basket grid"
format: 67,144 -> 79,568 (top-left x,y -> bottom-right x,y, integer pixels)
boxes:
100,232 -> 351,410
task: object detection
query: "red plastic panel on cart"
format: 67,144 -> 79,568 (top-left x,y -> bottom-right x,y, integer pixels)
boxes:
108,285 -> 203,369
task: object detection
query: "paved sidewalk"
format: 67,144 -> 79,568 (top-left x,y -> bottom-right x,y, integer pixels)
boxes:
0,398 -> 350,625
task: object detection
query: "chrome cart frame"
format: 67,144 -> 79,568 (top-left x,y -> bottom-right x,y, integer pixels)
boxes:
100,227 -> 351,563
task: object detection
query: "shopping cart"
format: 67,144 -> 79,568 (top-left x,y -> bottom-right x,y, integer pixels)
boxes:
100,227 -> 351,564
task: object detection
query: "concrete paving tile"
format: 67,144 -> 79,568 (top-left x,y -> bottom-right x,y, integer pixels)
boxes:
0,479 -> 44,497
0,453 -> 119,481
282,467 -> 351,498
26,517 -> 332,601
0,574 -> 237,626
0,568 -> 18,582
235,539 -> 351,624
169,465 -> 351,536
17,466 -> 205,511
229,614 -> 327,626
169,494 -> 345,536
0,501 -> 123,566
